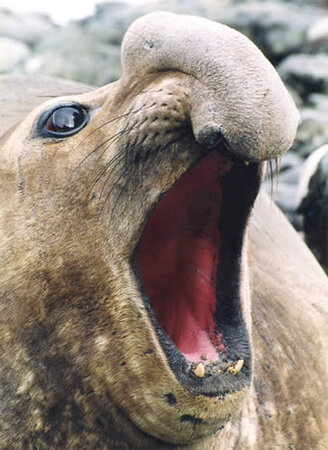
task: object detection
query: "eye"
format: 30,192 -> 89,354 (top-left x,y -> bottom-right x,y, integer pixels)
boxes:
39,105 -> 89,138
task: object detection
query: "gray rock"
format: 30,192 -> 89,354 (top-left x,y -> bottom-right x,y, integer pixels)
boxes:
308,93 -> 328,110
263,150 -> 304,228
220,2 -> 321,62
285,84 -> 303,108
278,53 -> 328,98
79,2 -> 142,46
297,146 -> 328,272
291,107 -> 328,157
272,182 -> 299,212
281,0 -> 328,4
0,9 -> 57,47
278,165 -> 302,185
145,0 -> 231,18
24,49 -> 121,87
24,24 -> 121,85
78,0 -> 231,46
262,180 -> 301,228
306,16 -> 328,53
280,151 -> 304,171
0,37 -> 30,72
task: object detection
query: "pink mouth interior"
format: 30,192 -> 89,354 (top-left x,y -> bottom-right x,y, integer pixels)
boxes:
137,152 -> 231,362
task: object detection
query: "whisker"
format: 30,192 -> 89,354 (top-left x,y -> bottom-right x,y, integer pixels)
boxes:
265,157 -> 281,199
85,147 -> 127,202
36,90 -> 91,98
68,119 -> 141,193
100,160 -> 134,218
37,95 -> 61,98
274,157 -> 280,196
97,137 -> 147,210
274,157 -> 281,179
65,123 -> 138,202
74,103 -> 155,169
81,124 -> 136,172
101,130 -> 190,219
97,150 -> 128,201
88,123 -> 141,191
79,120 -> 143,203
268,160 -> 274,199
96,125 -> 160,204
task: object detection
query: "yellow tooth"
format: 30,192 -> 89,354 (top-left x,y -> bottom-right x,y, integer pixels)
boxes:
244,160 -> 250,166
193,363 -> 205,378
227,359 -> 244,375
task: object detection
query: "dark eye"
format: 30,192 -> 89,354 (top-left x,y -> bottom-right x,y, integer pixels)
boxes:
40,105 -> 89,138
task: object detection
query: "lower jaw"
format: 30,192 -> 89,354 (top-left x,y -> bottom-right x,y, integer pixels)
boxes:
133,150 -> 261,396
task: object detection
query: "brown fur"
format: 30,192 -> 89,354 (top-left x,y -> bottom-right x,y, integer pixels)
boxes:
0,12 -> 327,450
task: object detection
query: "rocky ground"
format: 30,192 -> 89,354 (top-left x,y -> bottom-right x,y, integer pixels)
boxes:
1,0 -> 328,230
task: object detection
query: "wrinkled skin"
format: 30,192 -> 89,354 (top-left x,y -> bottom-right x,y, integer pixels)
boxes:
0,12 -> 327,450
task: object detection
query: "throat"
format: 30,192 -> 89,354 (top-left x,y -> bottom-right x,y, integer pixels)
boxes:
136,152 -> 231,362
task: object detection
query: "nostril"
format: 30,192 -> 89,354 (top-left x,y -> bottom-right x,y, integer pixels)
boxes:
195,124 -> 224,149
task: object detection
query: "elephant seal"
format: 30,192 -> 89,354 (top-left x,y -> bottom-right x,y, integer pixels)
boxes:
0,12 -> 327,449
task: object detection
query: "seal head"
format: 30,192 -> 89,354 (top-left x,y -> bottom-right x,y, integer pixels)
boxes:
0,12 -> 299,447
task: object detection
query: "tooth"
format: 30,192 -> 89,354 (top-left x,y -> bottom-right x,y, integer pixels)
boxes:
244,160 -> 250,166
227,359 -> 244,375
193,363 -> 205,378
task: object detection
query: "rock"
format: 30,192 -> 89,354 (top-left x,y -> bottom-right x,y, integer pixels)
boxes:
307,16 -> 328,53
297,145 -> 328,272
78,1 -> 142,46
278,165 -> 302,185
147,0 -> 231,18
278,54 -> 328,98
219,2 -> 321,63
291,107 -> 328,158
24,24 -> 121,85
78,0 -> 231,46
0,9 -> 57,47
0,37 -> 30,72
262,180 -> 301,228
280,151 -> 304,172
283,0 -> 328,4
308,93 -> 328,111
24,49 -> 121,86
273,182 -> 299,214
285,84 -> 303,108
263,151 -> 304,229
297,144 -> 328,204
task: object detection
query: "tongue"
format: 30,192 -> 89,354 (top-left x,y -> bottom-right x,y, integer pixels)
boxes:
137,152 -> 231,362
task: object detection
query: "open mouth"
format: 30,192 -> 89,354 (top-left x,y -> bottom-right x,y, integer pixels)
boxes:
133,149 -> 262,396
